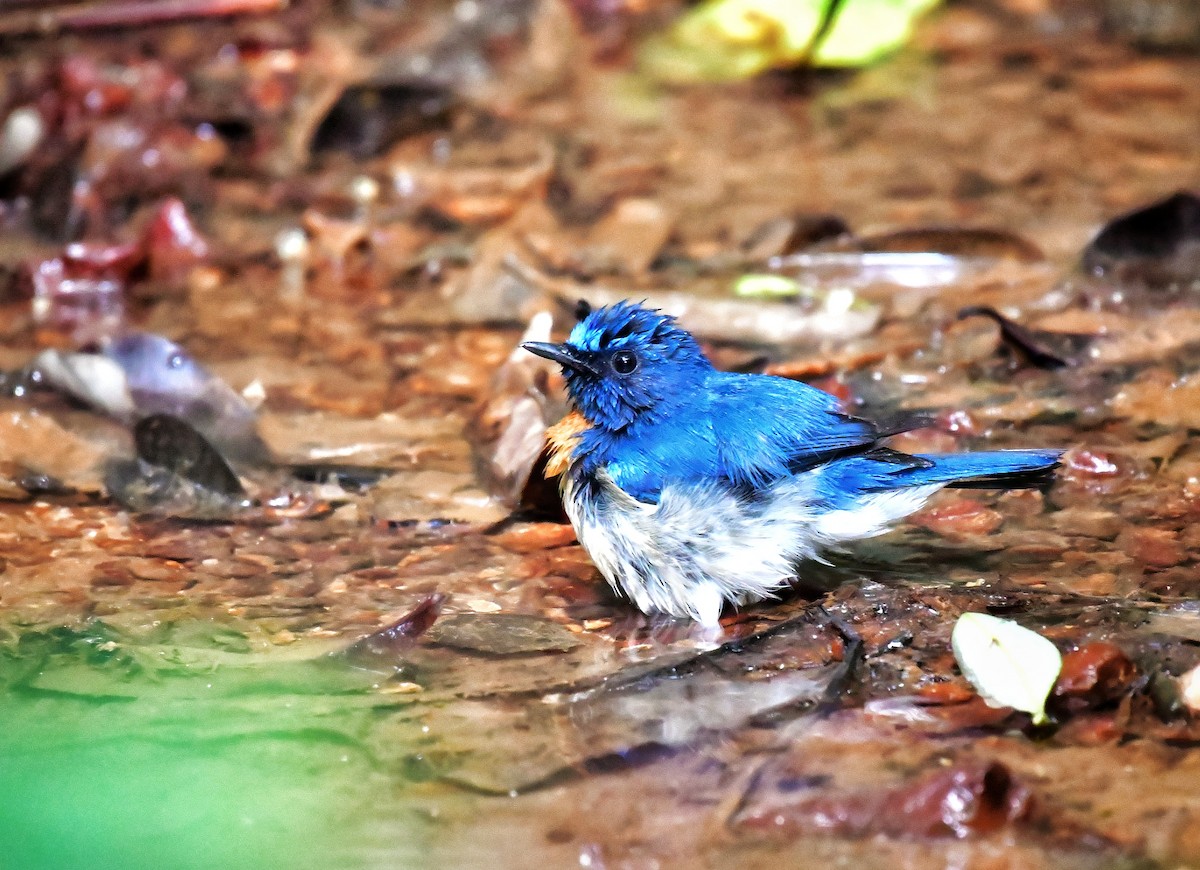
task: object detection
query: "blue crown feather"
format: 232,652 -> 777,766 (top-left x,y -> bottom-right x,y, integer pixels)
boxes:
568,301 -> 699,357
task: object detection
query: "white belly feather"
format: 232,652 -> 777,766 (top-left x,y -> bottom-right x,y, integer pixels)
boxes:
564,470 -> 941,627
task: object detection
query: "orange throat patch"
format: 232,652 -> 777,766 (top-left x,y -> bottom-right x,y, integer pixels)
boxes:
544,411 -> 590,478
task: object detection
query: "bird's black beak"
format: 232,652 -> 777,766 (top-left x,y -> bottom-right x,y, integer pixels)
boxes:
522,342 -> 601,376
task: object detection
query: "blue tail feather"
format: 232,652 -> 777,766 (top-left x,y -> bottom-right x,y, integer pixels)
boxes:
911,449 -> 1063,489
818,449 -> 1062,501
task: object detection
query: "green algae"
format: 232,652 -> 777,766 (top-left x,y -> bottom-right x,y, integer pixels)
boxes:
0,622 -> 432,870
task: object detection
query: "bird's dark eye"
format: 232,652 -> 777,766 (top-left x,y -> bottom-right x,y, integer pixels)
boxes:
611,350 -> 638,375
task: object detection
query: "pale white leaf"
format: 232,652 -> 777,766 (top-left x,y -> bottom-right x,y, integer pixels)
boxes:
951,612 -> 1062,725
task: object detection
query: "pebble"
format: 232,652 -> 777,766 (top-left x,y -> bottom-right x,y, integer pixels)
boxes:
1117,527 -> 1186,569
493,522 -> 578,553
912,499 -> 1005,537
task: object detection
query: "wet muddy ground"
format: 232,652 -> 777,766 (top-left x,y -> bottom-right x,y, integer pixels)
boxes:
1,1 -> 1200,867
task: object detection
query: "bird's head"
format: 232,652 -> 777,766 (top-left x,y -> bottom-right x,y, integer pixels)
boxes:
524,301 -> 711,432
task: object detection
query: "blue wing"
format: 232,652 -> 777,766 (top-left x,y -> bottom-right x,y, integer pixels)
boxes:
707,372 -> 886,488
594,371 -> 919,501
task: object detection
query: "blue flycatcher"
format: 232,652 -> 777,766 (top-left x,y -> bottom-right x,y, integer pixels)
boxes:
525,301 -> 1060,627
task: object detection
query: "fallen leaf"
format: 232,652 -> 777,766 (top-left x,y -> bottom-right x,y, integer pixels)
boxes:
737,760 -> 1034,839
1179,664 -> 1200,715
337,593 -> 448,668
951,612 -> 1062,725
641,0 -> 942,82
426,614 -> 582,655
733,273 -> 806,299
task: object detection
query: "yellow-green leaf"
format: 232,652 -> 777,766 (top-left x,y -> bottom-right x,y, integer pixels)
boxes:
951,612 -> 1062,726
733,273 -> 805,298
640,0 -> 943,84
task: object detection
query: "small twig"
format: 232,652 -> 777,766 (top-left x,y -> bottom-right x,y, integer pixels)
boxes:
0,0 -> 285,37
0,0 -> 52,10
811,605 -> 864,715
957,305 -> 1087,370
712,754 -> 775,834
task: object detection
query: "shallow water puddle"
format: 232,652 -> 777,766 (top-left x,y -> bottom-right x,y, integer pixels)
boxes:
1,633 -> 429,869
